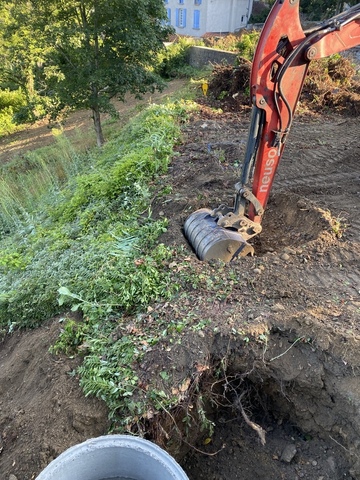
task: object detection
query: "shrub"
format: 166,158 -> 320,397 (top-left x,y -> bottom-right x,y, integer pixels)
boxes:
236,31 -> 261,61
156,37 -> 201,78
0,89 -> 28,136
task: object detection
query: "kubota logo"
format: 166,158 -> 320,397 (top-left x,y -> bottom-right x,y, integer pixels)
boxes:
259,147 -> 278,193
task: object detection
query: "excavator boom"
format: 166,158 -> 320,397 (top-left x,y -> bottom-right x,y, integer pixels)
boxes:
184,0 -> 360,261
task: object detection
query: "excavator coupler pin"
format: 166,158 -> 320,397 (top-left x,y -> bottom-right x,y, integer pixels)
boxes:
184,208 -> 254,262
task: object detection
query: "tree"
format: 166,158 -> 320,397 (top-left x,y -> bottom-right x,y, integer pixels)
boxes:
0,2 -> 49,120
9,0 -> 173,146
300,0 -> 359,20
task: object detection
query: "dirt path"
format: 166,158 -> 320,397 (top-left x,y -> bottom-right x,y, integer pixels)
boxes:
1,82 -> 360,480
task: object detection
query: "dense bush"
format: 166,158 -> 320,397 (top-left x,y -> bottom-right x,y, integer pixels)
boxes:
156,37 -> 202,78
0,89 -> 28,136
236,30 -> 261,61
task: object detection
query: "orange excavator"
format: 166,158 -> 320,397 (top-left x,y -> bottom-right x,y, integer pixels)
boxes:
184,0 -> 360,261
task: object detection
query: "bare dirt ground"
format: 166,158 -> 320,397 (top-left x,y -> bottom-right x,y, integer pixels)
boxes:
1,71 -> 360,480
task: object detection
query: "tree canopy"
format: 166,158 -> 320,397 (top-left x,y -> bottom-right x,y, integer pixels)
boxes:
0,0 -> 173,146
300,0 -> 359,20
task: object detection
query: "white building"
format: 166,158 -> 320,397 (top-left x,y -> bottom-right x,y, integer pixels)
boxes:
165,0 -> 254,37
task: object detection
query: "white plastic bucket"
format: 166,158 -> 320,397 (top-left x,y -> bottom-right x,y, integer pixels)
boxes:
35,435 -> 189,480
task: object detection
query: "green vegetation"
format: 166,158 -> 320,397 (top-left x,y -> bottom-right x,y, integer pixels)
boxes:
247,0 -> 358,23
0,94 -> 207,429
0,100 -> 196,327
0,88 -> 29,136
203,34 -> 240,52
0,0 -> 173,146
1,3 -> 356,432
249,1 -> 273,24
0,77 -> 245,433
236,31 -> 261,61
300,0 -> 359,20
156,37 -> 205,78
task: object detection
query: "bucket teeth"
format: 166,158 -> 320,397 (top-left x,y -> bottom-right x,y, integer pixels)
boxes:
184,209 -> 254,262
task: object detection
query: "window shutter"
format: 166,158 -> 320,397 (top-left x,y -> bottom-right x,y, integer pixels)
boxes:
193,10 -> 200,29
175,8 -> 179,27
183,8 -> 187,27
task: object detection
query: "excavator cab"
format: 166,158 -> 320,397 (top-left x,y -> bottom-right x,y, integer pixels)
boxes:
184,0 -> 360,262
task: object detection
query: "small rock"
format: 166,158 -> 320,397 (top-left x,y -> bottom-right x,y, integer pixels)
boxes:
280,443 -> 297,463
253,268 -> 262,275
280,253 -> 290,261
327,456 -> 337,472
271,303 -> 285,312
9,475 -> 18,480
297,199 -> 308,209
283,247 -> 296,255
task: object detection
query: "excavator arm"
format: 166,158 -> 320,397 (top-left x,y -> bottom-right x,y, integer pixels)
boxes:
184,0 -> 360,262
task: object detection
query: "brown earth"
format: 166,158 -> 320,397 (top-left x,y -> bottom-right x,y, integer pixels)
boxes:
1,73 -> 360,480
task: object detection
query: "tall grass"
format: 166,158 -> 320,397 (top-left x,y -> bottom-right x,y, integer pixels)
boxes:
0,98 -> 198,330
0,133 -> 88,235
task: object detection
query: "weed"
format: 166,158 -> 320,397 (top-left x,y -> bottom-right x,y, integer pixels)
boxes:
331,215 -> 347,238
236,31 -> 261,61
156,37 -> 203,79
50,317 -> 90,356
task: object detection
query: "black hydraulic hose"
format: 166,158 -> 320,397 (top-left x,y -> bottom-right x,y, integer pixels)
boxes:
274,26 -> 334,135
241,106 -> 265,186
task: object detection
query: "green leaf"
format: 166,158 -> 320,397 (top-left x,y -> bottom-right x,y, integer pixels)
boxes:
58,286 -> 72,296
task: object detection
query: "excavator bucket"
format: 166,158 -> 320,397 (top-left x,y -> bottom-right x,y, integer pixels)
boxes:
184,208 -> 254,262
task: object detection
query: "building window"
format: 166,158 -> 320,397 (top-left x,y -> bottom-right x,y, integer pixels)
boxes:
167,8 -> 171,24
193,10 -> 200,29
175,8 -> 186,28
179,0 -> 184,4
175,8 -> 187,27
194,0 -> 202,4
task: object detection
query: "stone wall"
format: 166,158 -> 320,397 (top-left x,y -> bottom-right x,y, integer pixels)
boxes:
187,46 -> 238,68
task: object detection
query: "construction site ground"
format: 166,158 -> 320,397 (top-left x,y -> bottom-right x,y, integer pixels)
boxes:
0,67 -> 360,479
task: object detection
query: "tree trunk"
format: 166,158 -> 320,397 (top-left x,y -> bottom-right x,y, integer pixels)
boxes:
92,105 -> 105,147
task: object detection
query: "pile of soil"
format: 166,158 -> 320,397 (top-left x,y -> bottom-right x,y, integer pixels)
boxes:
207,54 -> 360,116
1,59 -> 360,479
